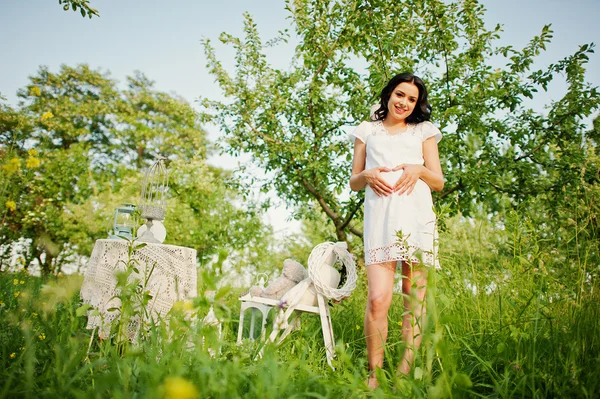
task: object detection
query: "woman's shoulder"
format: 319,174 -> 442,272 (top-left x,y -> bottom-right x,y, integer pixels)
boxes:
358,120 -> 377,128
414,120 -> 442,143
415,120 -> 437,129
349,121 -> 377,143
355,120 -> 380,135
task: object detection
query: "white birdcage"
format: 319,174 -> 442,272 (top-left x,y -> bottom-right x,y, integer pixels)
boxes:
137,156 -> 168,243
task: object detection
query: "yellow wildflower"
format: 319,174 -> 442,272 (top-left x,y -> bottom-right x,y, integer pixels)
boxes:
29,86 -> 41,96
20,347 -> 25,351
41,111 -> 53,121
26,156 -> 41,169
10,353 -> 16,359
27,149 -> 38,157
32,313 -> 38,318
20,280 -> 25,285
356,325 -> 360,330
38,332 -> 46,340
397,321 -> 402,327
171,300 -> 194,313
5,201 -> 17,212
14,291 -> 20,298
2,158 -> 21,174
13,279 -> 19,285
161,376 -> 199,399
0,301 -> 4,306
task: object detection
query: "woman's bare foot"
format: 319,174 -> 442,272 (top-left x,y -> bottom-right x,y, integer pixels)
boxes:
367,373 -> 380,389
397,364 -> 410,376
397,357 -> 411,376
397,346 -> 414,376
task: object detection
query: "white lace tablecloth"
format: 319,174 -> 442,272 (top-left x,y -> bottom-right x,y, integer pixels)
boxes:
80,239 -> 197,339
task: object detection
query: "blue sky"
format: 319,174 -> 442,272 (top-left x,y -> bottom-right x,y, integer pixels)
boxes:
2,1 -> 598,110
1,0 -> 599,231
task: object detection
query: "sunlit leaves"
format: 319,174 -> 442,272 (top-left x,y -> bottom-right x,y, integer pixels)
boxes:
203,0 -> 599,248
57,0 -> 99,19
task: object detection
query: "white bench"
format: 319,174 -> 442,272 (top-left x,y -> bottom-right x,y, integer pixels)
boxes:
237,292 -> 336,369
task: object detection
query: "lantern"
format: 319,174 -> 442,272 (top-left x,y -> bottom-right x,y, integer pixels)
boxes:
138,156 -> 168,243
108,203 -> 137,240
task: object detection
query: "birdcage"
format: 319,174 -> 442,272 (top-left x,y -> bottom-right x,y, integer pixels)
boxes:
138,156 -> 168,243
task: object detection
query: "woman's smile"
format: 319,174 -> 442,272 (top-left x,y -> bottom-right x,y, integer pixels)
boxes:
394,104 -> 408,114
386,81 -> 419,122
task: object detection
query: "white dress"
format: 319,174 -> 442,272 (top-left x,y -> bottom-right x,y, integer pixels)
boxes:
350,120 -> 442,267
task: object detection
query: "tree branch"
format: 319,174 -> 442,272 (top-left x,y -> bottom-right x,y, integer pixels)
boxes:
349,226 -> 363,238
315,121 -> 354,141
438,182 -> 463,200
244,121 -> 284,146
300,177 -> 341,226
430,4 -> 453,108
514,141 -> 544,161
340,197 -> 364,231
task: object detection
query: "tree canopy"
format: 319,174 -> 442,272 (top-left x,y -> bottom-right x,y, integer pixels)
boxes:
201,0 -> 599,252
1,64 -> 272,275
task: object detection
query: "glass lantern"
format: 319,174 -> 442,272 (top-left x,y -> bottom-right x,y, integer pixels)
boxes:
108,203 -> 137,240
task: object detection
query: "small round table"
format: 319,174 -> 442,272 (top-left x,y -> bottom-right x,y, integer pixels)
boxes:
80,239 -> 197,339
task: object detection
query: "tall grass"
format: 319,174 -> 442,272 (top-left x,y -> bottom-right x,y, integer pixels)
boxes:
1,208 -> 598,398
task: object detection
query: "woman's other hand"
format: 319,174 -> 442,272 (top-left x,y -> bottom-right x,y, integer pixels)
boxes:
392,164 -> 424,196
363,166 -> 394,197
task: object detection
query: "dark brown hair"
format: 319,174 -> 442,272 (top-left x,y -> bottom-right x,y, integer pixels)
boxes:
372,72 -> 431,123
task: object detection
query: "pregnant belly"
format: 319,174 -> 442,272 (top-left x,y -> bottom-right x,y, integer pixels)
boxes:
379,170 -> 403,187
367,170 -> 432,201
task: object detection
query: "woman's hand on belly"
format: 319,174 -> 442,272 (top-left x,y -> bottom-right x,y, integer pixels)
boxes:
391,164 -> 425,196
362,166 -> 394,197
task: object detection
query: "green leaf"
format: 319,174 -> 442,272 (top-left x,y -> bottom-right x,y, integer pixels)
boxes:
414,367 -> 423,380
497,342 -> 505,353
214,286 -> 231,301
133,243 -> 147,251
75,303 -> 92,317
454,373 -> 473,389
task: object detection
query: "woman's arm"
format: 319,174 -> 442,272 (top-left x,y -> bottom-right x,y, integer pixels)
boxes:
421,136 -> 444,191
349,140 -> 393,196
393,137 -> 444,195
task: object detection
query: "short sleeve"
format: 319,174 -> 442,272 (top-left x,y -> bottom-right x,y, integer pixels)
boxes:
348,121 -> 371,143
420,121 -> 442,143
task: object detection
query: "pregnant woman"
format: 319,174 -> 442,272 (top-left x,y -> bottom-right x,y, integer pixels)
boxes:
349,72 -> 444,388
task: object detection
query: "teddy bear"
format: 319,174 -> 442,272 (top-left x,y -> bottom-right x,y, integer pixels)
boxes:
249,259 -> 308,300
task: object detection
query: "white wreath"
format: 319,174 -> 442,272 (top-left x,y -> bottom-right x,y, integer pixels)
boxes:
307,242 -> 357,302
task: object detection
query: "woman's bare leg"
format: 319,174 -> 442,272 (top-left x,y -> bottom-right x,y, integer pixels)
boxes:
398,261 -> 428,375
364,261 -> 396,388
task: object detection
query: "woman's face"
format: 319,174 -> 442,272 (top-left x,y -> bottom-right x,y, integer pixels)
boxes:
386,81 -> 419,122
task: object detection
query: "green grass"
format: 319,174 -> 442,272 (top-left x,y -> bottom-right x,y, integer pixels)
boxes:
1,212 -> 599,398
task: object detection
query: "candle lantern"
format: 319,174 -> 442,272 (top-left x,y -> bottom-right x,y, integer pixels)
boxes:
137,156 -> 169,243
108,203 -> 137,240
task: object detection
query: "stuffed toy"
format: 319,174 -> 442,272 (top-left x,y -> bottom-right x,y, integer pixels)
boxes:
282,246 -> 341,307
249,259 -> 308,300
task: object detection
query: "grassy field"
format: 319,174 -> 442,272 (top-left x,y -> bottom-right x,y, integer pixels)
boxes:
1,212 -> 599,398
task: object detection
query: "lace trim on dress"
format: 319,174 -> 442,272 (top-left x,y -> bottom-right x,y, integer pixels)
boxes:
373,120 -> 418,138
367,243 -> 435,266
